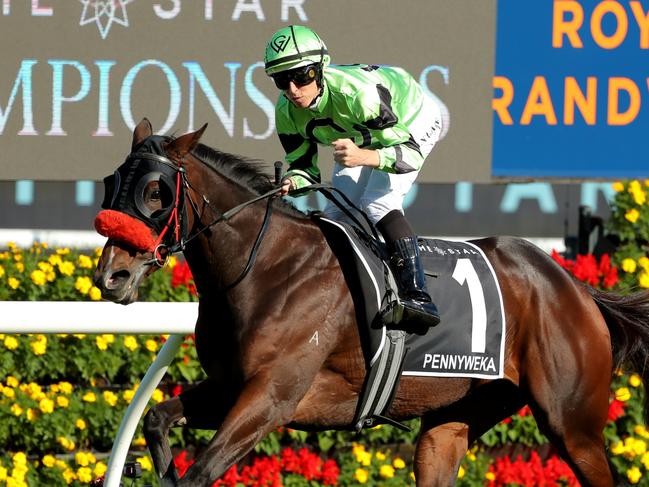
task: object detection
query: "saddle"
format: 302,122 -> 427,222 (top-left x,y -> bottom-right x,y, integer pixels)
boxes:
297,185 -> 507,432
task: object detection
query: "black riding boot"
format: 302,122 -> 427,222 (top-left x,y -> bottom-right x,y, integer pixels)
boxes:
390,236 -> 440,327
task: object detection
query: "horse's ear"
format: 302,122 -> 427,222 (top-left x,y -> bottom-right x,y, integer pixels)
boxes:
165,124 -> 208,159
132,118 -> 153,151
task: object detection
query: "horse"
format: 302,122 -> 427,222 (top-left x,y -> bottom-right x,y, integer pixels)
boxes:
93,118 -> 649,487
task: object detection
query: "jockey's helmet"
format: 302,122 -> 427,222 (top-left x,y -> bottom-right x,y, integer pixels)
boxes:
264,25 -> 330,76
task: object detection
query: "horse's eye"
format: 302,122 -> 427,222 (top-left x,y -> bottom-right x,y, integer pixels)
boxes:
150,189 -> 161,200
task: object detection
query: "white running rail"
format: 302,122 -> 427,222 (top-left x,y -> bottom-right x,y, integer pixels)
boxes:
0,301 -> 198,487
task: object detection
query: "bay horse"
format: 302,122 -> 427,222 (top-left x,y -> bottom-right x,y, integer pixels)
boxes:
93,118 -> 649,487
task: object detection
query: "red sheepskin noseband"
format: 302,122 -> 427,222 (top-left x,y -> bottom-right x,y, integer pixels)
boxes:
94,210 -> 157,253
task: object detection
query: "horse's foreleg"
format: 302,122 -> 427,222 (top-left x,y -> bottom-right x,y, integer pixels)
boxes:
414,420 -> 469,486
143,398 -> 183,486
177,370 -> 306,486
144,379 -> 231,486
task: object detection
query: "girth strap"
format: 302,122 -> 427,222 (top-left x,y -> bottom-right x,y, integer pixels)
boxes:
353,329 -> 410,432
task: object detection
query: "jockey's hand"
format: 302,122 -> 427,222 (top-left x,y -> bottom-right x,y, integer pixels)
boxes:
279,178 -> 294,196
332,139 -> 380,168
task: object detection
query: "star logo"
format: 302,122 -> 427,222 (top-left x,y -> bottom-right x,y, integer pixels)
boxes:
79,0 -> 134,40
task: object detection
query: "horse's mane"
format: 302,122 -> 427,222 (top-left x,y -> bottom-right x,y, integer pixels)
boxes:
190,142 -> 310,219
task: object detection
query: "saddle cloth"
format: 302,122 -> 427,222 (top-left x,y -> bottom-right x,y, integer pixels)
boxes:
316,217 -> 506,380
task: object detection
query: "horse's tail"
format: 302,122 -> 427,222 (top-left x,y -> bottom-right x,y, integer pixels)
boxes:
588,286 -> 649,419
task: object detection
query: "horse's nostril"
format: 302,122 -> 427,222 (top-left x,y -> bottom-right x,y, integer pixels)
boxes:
107,269 -> 131,290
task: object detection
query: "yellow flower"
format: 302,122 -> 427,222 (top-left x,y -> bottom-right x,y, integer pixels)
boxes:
95,336 -> 108,350
58,437 -> 75,451
612,181 -> 625,192
26,408 -> 35,421
145,339 -> 158,352
75,452 -> 90,467
56,396 -> 70,408
103,390 -> 118,407
393,457 -> 406,469
56,247 -> 71,255
133,436 -> 147,447
6,376 -> 19,388
124,335 -> 139,351
0,466 -> 7,481
37,261 -> 53,273
630,180 -> 642,193
62,468 -> 76,484
58,382 -> 73,394
379,464 -> 395,478
13,252 -> 22,262
15,262 -> 24,272
168,255 -> 178,268
57,260 -> 75,276
458,465 -> 465,479
8,277 -> 20,289
627,465 -> 642,484
83,392 -> 97,403
354,468 -> 369,484
633,439 -> 647,456
10,404 -> 23,417
30,335 -> 47,355
152,388 -> 165,403
622,259 -> 637,273
4,336 -> 18,350
94,462 -> 107,477
39,398 -> 55,414
2,387 -> 15,398
485,471 -> 496,481
13,452 -> 27,465
616,387 -> 632,401
78,255 -> 93,269
123,389 -> 136,403
629,374 -> 643,388
636,425 -> 649,439
137,456 -> 153,472
76,419 -> 87,430
42,455 -> 56,468
0,264 -> 4,278
642,451 -> 649,470
30,269 -> 47,285
75,276 -> 92,294
89,286 -> 102,301
639,272 -> 649,289
626,208 -> 640,223
375,451 -> 386,461
639,257 -> 649,271
629,181 -> 647,205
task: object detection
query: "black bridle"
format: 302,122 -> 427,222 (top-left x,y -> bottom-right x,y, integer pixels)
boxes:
112,147 -> 282,291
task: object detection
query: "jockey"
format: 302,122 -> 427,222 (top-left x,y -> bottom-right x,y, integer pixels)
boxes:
264,25 -> 447,328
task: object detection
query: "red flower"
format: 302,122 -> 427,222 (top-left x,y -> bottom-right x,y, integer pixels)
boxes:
607,398 -> 625,421
551,251 -> 619,289
488,453 -> 579,487
173,451 -> 194,478
171,384 -> 183,397
171,261 -> 197,295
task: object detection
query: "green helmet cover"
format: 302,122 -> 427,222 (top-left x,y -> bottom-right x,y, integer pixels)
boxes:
264,25 -> 330,75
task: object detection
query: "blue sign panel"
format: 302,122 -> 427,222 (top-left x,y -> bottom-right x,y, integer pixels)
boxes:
493,0 -> 649,178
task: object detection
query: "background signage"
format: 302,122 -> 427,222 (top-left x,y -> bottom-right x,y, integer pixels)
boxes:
0,1 -> 645,182
493,0 -> 649,178
0,0 -> 495,182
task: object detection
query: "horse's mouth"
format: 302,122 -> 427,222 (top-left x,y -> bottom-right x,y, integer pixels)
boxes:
95,267 -> 144,305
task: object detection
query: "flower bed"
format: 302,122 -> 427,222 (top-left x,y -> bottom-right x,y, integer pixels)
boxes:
1,180 -> 649,485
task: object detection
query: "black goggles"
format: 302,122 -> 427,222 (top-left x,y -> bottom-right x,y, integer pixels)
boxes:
271,65 -> 319,90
